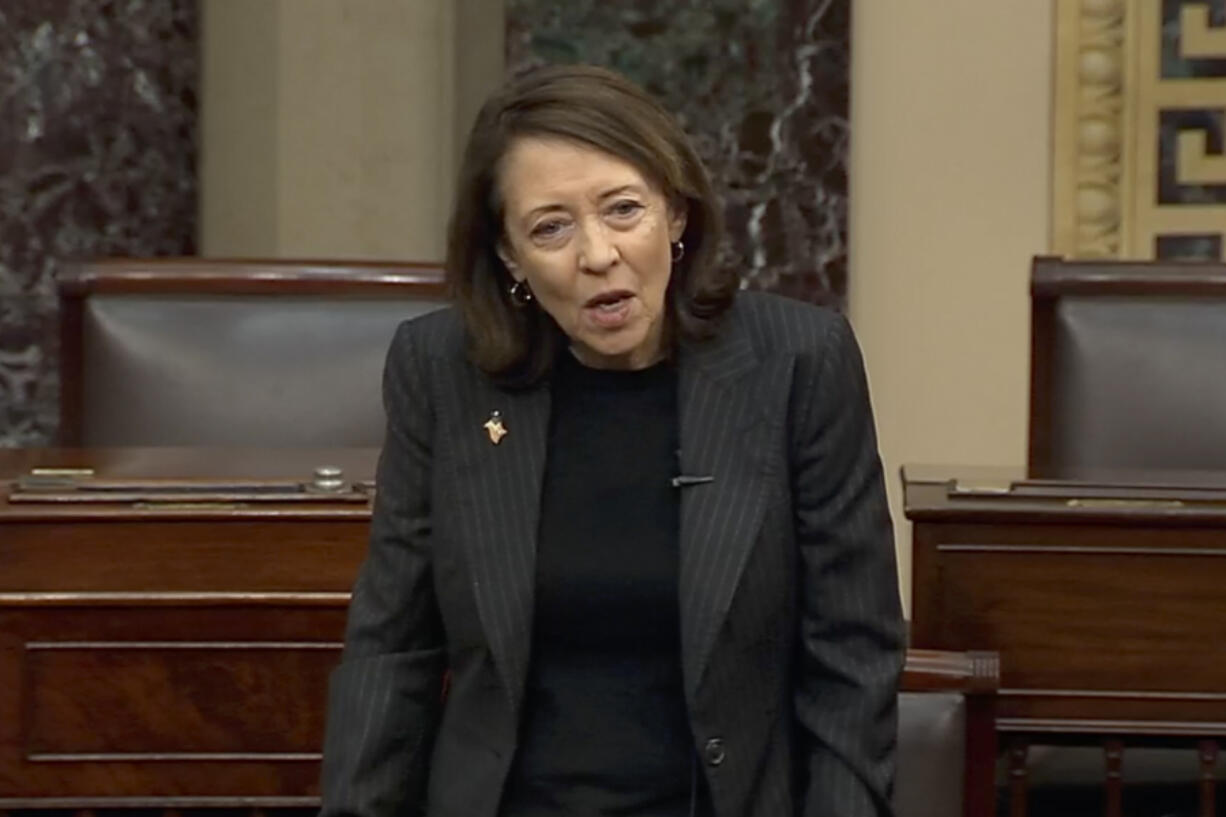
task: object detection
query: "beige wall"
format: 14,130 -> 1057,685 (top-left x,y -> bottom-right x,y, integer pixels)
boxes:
200,0 -> 504,260
199,0 -> 279,256
849,0 -> 1054,611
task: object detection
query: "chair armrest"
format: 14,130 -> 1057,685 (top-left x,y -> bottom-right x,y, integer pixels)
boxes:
897,649 -> 1000,817
902,648 -> 1000,694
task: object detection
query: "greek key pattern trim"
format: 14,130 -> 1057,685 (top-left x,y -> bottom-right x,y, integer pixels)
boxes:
1053,0 -> 1226,261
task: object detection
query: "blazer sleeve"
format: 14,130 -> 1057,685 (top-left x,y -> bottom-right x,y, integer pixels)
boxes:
791,314 -> 905,817
320,322 -> 447,817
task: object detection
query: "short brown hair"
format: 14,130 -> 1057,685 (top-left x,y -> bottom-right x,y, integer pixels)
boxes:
446,64 -> 734,386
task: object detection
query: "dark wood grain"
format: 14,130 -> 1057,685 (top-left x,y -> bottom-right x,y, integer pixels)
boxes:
907,467 -> 1226,716
904,467 -> 1226,526
1031,255 -> 1226,297
57,258 -> 447,296
1008,739 -> 1028,817
901,650 -> 1000,817
907,464 -> 1226,812
1,448 -> 993,807
1104,740 -> 1123,817
963,692 -> 997,817
0,598 -> 347,799
1027,271 -> 1055,477
900,649 -> 998,694
25,647 -> 334,758
1199,740 -> 1217,817
0,449 -> 369,802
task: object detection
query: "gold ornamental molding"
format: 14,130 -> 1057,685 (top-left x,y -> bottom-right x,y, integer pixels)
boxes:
1053,0 -> 1226,261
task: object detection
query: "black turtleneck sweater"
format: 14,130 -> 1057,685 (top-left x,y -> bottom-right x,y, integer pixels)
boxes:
500,351 -> 710,817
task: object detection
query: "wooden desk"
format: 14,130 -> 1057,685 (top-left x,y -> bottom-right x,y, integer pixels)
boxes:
0,448 -> 375,807
0,449 -> 996,809
904,465 -> 1226,815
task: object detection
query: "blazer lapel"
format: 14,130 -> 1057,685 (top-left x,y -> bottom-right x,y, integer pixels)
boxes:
676,322 -> 777,696
447,374 -> 550,715
446,315 -> 777,710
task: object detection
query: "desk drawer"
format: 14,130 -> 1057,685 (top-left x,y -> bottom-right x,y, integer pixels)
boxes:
0,596 -> 346,803
912,523 -> 1226,694
0,519 -> 368,592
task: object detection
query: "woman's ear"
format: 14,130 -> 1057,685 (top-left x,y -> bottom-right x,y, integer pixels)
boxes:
668,202 -> 688,244
496,240 -> 521,280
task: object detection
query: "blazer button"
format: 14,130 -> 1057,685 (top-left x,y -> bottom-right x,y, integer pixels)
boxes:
704,737 -> 726,767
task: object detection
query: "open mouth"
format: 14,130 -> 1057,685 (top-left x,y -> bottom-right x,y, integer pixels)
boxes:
584,290 -> 633,312
582,290 -> 635,329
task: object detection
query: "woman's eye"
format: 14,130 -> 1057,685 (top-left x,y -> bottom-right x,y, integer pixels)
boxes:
609,200 -> 643,218
531,221 -> 565,239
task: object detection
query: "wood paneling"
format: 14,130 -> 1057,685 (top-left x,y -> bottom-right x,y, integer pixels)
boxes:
907,464 -> 1226,734
0,448 -> 995,806
0,449 -> 367,804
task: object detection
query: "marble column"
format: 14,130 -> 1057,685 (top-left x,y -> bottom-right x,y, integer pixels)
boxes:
506,0 -> 851,305
0,0 -> 197,446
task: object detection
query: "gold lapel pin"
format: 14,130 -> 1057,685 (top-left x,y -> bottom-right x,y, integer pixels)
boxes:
483,410 -> 508,445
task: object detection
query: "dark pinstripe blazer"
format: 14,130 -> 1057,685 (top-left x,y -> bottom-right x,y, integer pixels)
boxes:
320,290 -> 905,817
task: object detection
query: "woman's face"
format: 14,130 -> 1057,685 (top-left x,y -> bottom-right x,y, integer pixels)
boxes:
496,136 -> 686,371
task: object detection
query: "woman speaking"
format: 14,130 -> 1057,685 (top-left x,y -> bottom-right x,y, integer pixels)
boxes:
320,64 -> 904,817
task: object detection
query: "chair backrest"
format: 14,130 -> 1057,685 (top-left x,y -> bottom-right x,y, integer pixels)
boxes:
58,259 -> 449,447
1029,256 -> 1226,477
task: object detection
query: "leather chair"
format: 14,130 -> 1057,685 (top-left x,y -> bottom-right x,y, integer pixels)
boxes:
57,259 -> 448,447
895,650 -> 1000,817
1024,255 -> 1225,813
1029,255 -> 1226,477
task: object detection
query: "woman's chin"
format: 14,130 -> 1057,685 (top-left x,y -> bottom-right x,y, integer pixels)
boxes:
571,332 -> 657,370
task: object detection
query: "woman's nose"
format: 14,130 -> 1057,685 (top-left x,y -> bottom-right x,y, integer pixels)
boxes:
577,221 -> 619,273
